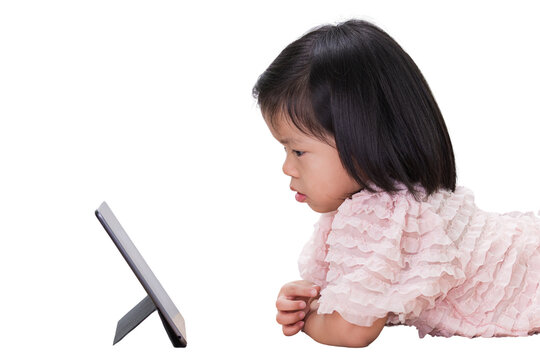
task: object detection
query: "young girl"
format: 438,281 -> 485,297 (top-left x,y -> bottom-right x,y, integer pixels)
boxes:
252,19 -> 540,347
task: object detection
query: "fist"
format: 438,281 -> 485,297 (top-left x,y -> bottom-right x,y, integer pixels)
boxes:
276,280 -> 321,336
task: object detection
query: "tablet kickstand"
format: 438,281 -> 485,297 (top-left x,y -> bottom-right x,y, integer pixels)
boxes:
113,295 -> 187,348
113,295 -> 156,345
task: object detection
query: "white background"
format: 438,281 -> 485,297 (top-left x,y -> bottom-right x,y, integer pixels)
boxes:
1,0 -> 539,358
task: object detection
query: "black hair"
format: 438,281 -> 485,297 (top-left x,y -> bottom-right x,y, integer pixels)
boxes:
252,19 -> 457,202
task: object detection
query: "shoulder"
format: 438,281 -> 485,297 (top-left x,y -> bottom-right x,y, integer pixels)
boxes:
334,181 -> 476,222
330,182 -> 427,242
318,181 -> 471,326
325,181 -> 474,284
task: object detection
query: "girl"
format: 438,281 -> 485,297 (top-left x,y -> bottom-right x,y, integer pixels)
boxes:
252,19 -> 540,347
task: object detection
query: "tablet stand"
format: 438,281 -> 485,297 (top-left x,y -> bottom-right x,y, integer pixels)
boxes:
114,295 -> 185,347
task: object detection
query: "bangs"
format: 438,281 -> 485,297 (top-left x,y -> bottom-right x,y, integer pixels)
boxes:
254,72 -> 332,144
252,28 -> 334,144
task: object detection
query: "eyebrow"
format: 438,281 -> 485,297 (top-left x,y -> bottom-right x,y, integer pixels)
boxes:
277,138 -> 296,145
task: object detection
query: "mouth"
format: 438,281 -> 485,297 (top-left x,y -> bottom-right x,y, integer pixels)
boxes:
290,186 -> 307,203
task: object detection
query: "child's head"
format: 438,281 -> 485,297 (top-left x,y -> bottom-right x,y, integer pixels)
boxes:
253,19 -> 456,210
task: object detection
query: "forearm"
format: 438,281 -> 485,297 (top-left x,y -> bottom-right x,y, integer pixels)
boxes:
303,312 -> 348,347
303,299 -> 388,347
302,304 -> 370,348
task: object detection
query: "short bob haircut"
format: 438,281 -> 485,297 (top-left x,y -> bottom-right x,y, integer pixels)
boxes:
252,19 -> 456,202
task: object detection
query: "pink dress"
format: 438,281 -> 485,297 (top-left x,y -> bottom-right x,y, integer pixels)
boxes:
298,182 -> 540,338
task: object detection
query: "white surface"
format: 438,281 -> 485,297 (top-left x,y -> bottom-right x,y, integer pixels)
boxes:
1,0 -> 539,358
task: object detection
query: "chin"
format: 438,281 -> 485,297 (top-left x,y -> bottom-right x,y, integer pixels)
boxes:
308,203 -> 337,214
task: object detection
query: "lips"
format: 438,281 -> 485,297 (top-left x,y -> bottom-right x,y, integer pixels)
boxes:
290,186 -> 307,202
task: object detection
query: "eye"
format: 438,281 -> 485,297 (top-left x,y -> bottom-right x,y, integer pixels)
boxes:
282,146 -> 304,157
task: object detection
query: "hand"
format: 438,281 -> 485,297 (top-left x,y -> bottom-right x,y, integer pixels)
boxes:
275,280 -> 321,336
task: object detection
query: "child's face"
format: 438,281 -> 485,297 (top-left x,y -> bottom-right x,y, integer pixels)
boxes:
265,116 -> 362,213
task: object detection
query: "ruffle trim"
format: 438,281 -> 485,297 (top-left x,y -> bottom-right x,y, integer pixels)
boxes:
298,211 -> 335,288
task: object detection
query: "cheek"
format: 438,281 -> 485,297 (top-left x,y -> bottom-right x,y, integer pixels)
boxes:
331,166 -> 359,192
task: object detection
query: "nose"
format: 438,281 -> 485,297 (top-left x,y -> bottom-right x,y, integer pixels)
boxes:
282,154 -> 299,178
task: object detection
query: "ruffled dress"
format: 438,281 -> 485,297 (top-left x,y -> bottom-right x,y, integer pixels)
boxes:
298,182 -> 540,338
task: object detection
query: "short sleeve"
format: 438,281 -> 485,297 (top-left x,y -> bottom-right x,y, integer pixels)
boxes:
316,187 -> 467,327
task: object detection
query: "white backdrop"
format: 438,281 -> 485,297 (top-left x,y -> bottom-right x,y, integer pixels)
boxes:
1,0 -> 539,358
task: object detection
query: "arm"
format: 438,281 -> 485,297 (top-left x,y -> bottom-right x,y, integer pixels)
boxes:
275,280 -> 387,347
302,299 -> 387,348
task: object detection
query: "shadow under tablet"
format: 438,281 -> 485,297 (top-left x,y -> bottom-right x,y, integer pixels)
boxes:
95,201 -> 187,348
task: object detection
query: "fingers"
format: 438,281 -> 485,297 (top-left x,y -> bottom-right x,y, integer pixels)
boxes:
275,280 -> 321,337
276,297 -> 306,312
280,282 -> 320,299
282,321 -> 304,336
276,309 -> 306,326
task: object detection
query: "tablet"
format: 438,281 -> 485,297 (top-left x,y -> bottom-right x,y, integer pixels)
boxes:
95,201 -> 187,347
